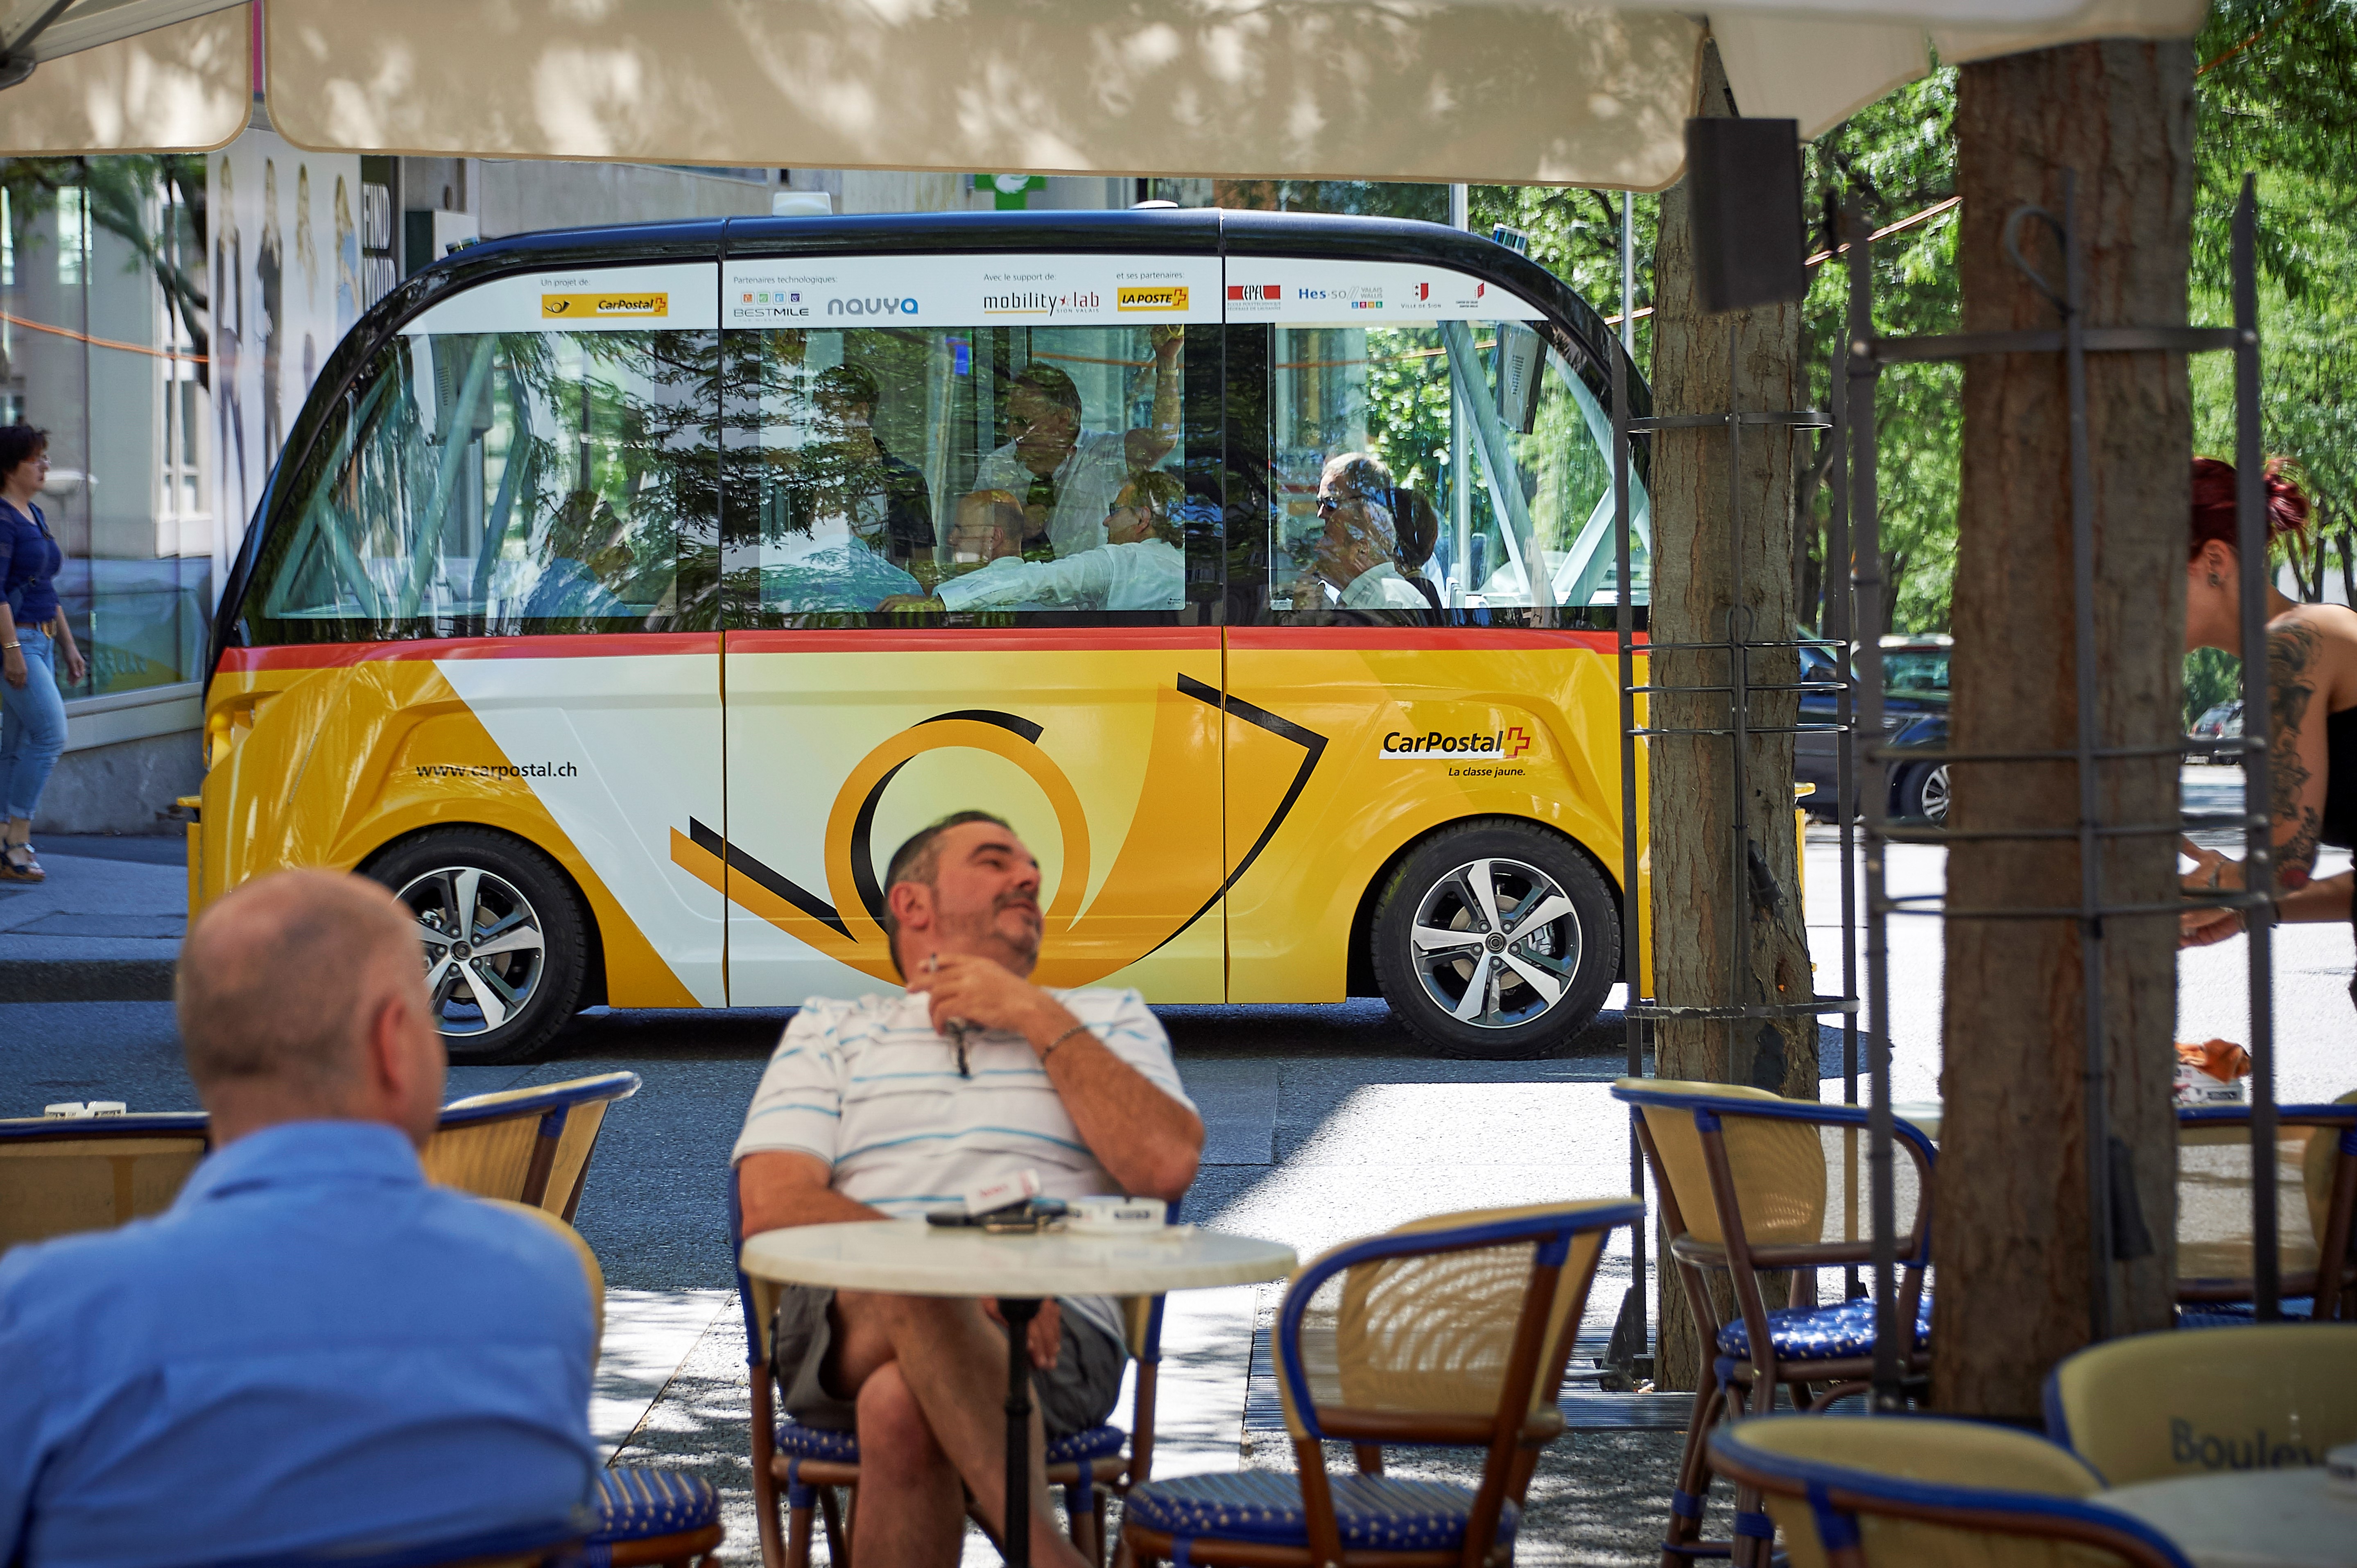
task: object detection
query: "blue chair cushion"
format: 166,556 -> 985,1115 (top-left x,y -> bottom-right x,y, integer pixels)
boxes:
774,1420 -> 862,1462
1124,1472 -> 1519,1552
1715,1294 -> 1932,1363
1047,1423 -> 1128,1463
591,1466 -> 721,1542
775,1418 -> 1125,1466
2179,1298 -> 2314,1328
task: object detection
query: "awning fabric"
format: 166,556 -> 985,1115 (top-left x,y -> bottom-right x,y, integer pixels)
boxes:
0,0 -> 246,152
2,1 -> 2208,184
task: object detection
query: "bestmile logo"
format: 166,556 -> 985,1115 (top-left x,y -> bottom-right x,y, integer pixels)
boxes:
1382,727 -> 1532,761
1117,285 -> 1188,312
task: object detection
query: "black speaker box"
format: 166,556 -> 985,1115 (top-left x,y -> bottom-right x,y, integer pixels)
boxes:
1685,117 -> 1806,314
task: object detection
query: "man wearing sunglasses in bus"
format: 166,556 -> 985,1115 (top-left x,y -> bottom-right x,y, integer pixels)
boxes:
732,812 -> 1201,1568
1301,451 -> 1439,615
972,327 -> 1183,561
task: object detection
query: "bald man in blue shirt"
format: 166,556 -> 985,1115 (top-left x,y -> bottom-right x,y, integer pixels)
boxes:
0,871 -> 599,1568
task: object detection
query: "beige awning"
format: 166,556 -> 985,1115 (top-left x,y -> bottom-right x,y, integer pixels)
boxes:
0,0 -> 247,153
1,0 -> 2208,184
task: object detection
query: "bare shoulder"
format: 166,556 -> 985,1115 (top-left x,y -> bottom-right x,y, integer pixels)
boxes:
2269,604 -> 2357,705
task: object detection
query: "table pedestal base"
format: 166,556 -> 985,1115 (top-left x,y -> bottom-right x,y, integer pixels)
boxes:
1000,1296 -> 1039,1568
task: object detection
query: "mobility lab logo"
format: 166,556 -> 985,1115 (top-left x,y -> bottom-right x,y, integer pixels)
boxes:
982,287 -> 1102,318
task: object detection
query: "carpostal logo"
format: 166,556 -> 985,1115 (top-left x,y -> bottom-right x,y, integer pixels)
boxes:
1117,285 -> 1189,312
1381,726 -> 1532,761
982,288 -> 1102,317
542,291 -> 668,319
827,296 -> 920,317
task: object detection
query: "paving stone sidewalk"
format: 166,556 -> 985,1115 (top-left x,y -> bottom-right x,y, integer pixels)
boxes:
0,835 -> 185,1001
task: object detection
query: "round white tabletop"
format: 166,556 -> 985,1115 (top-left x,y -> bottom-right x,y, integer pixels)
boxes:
739,1220 -> 1298,1299
2099,1467 -> 2357,1568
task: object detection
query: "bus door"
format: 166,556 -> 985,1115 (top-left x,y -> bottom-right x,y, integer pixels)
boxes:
1216,256 -> 1638,1024
229,260 -> 729,1013
706,251 -> 1231,1005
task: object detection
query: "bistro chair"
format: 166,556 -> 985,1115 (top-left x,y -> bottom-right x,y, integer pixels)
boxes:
1119,1198 -> 1642,1568
1611,1079 -> 1938,1566
2175,1093 -> 2357,1324
1708,1414 -> 2193,1568
2043,1322 -> 2357,1486
495,1196 -> 728,1568
728,1175 -> 1150,1568
0,1111 -> 211,1254
427,1070 -> 642,1218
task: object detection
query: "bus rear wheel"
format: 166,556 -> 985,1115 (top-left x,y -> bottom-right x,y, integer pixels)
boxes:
363,828 -> 589,1066
1371,819 -> 1619,1061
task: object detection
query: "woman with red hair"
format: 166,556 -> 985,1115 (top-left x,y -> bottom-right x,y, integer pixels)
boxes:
2179,458 -> 2357,961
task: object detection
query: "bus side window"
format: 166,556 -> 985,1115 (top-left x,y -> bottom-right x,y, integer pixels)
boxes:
249,327 -> 717,641
720,322 -> 1207,626
1230,310 -> 1641,628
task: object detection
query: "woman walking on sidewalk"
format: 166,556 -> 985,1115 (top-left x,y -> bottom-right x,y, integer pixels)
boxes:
0,423 -> 88,883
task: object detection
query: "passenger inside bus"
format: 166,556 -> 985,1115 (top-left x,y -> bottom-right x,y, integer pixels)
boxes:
806,364 -> 935,568
1293,452 -> 1436,618
970,329 -> 1183,560
931,470 -> 1187,612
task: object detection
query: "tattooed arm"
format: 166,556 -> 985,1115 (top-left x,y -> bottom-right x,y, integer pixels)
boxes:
2264,619 -> 2330,889
2185,617 -> 2334,902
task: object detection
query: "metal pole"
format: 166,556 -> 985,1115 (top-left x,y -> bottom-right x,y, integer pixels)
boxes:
1846,199 -> 1902,1410
1622,192 -> 1638,357
1451,183 -> 1473,606
2055,172 -> 2118,1344
1727,323 -> 1751,1067
1828,286 -> 1862,1300
1000,1295 -> 1038,1568
2232,173 -> 2280,1320
1614,296 -> 1651,1368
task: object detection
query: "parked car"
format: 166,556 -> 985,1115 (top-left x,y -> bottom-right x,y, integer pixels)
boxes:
2187,699 -> 2243,765
1795,635 -> 1951,825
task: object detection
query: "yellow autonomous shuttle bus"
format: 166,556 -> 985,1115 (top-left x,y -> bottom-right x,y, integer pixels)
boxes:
197,208 -> 1653,1063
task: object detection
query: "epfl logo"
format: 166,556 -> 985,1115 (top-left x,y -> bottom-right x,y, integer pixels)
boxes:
1380,726 -> 1532,760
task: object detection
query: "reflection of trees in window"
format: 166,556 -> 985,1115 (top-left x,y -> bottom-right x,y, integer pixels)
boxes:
258,328 -> 717,638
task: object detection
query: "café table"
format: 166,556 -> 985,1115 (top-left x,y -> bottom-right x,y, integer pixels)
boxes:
740,1218 -> 1298,1568
2096,1466 -> 2357,1568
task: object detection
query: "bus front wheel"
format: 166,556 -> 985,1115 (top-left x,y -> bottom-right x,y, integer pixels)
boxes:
364,828 -> 590,1066
1371,819 -> 1620,1061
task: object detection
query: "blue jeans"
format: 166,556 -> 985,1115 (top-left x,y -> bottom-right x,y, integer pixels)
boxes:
0,624 -> 66,821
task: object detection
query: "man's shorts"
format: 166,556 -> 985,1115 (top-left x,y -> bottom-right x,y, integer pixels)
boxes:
771,1285 -> 1126,1438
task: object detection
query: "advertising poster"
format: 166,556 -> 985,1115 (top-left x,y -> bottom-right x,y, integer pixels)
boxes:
213,128 -> 360,546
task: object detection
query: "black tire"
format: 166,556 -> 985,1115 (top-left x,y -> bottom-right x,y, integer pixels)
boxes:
1896,761 -> 1951,826
1370,819 -> 1620,1060
362,828 -> 590,1065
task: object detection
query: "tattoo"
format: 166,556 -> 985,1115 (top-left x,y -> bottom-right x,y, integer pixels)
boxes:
2282,807 -> 2320,890
2268,622 -> 2321,877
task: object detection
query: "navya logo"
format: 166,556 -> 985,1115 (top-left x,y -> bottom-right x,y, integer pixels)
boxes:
827,296 -> 920,317
1381,727 -> 1532,761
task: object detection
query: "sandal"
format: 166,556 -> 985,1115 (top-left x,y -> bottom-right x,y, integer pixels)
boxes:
0,843 -> 41,882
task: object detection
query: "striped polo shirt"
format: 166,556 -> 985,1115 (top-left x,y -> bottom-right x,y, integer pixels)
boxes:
731,986 -> 1195,1343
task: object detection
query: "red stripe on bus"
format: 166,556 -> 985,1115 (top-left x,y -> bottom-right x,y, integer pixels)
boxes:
1226,627 -> 1632,654
724,627 -> 1223,655
216,633 -> 722,671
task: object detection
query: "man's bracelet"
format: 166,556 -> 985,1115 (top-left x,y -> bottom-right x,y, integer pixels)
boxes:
1039,1021 -> 1093,1061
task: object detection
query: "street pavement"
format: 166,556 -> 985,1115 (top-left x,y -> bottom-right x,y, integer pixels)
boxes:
5,769 -> 2353,1565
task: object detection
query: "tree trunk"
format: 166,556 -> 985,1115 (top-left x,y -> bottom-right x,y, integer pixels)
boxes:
1934,39 -> 2190,1419
1647,42 -> 1820,1392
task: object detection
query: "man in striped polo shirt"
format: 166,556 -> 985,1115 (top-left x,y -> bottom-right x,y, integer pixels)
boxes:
733,811 -> 1204,1568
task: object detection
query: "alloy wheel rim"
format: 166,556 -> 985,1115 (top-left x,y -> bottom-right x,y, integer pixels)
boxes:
395,866 -> 547,1038
1408,856 -> 1582,1030
1920,764 -> 1952,825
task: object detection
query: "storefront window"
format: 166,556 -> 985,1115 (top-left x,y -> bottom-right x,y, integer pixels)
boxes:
0,156 -> 214,699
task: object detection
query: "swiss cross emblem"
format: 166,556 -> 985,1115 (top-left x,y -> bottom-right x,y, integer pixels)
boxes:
1504,726 -> 1531,758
